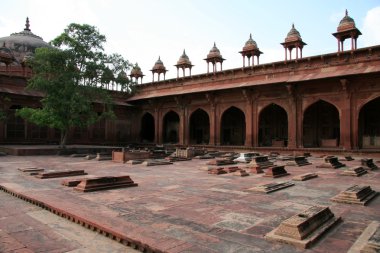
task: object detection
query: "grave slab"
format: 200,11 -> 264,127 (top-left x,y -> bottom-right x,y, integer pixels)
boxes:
74,175 -> 138,192
292,173 -> 318,181
331,185 -> 378,205
263,166 -> 290,178
35,170 -> 88,179
340,166 -> 368,177
265,205 -> 342,249
249,181 -> 294,193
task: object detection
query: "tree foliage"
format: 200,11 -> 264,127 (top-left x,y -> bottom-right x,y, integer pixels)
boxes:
16,23 -> 132,147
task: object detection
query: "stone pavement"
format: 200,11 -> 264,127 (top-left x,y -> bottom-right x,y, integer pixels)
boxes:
0,190 -> 139,253
0,154 -> 379,252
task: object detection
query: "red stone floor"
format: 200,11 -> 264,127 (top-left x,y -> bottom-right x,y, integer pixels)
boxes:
0,154 -> 379,252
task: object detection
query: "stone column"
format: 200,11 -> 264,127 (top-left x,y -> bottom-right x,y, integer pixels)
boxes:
209,106 -> 216,145
339,79 -> 352,150
242,89 -> 253,147
286,85 -> 297,149
252,97 -> 259,147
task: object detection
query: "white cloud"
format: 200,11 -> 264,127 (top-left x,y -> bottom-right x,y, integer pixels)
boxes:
362,6 -> 380,47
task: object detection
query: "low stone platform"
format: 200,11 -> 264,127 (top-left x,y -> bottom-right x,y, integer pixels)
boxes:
292,172 -> 318,181
341,166 -> 368,177
317,156 -> 346,169
18,167 -> 44,173
249,156 -> 274,169
61,178 -> 86,187
265,205 -> 342,249
142,159 -> 173,166
249,181 -> 294,193
233,169 -> 249,177
206,158 -> 236,166
263,166 -> 290,178
208,167 -> 227,175
361,158 -> 379,170
331,185 -> 378,205
248,166 -> 264,174
35,169 -> 88,179
348,221 -> 380,253
74,176 -> 138,192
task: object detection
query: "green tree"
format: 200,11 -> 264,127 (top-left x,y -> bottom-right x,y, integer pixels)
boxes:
17,23 -> 132,147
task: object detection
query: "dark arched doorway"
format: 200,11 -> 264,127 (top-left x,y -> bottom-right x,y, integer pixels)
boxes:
140,113 -> 155,143
6,105 -> 25,140
359,97 -> 380,148
163,111 -> 179,143
221,106 -> 245,145
189,109 -> 210,144
303,100 -> 340,148
259,104 -> 288,147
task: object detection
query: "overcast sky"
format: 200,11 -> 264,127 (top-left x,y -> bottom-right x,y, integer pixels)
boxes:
1,0 -> 380,82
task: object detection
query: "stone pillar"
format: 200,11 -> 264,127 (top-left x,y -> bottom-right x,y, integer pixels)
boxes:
157,109 -> 163,144
286,85 -> 297,149
209,106 -> 216,145
252,98 -> 259,147
296,96 -> 303,148
340,80 -> 352,150
179,107 -> 186,145
245,102 -> 253,147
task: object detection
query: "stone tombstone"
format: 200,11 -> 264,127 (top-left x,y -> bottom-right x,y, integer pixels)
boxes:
361,158 -> 379,170
331,185 -> 378,205
249,155 -> 274,169
263,166 -> 290,178
74,175 -> 138,192
266,205 -> 341,248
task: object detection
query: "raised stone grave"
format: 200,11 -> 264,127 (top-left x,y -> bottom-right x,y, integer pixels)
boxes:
293,172 -> 318,181
61,178 -> 84,187
74,175 -> 138,192
316,156 -> 345,169
194,153 -> 215,159
249,181 -> 294,193
18,167 -> 44,174
265,205 -> 341,249
142,159 -> 173,166
286,156 -> 312,166
248,166 -> 264,174
222,166 -> 240,173
112,149 -> 150,163
206,159 -> 237,166
249,156 -> 274,169
360,221 -> 380,253
233,169 -> 249,177
361,158 -> 379,170
348,221 -> 380,253
263,166 -> 290,178
344,155 -> 354,161
126,159 -> 144,165
165,156 -> 191,162
208,167 -> 227,175
96,153 -> 112,161
331,185 -> 378,205
340,166 -> 368,177
35,169 -> 88,179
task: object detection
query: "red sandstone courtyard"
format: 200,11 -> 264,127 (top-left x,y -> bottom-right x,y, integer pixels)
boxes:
0,151 -> 379,252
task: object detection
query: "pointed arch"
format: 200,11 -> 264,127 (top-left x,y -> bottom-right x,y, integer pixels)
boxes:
258,103 -> 288,147
303,100 -> 340,148
140,112 -> 155,143
220,106 -> 245,145
189,108 -> 210,144
358,96 -> 380,148
163,110 -> 180,143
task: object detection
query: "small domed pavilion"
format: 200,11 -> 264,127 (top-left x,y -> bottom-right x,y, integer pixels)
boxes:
281,24 -> 306,61
332,9 -> 362,52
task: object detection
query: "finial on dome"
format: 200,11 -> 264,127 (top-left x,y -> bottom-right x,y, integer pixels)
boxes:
25,17 -> 30,31
345,9 -> 348,16
292,23 -> 295,29
213,42 -> 216,47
